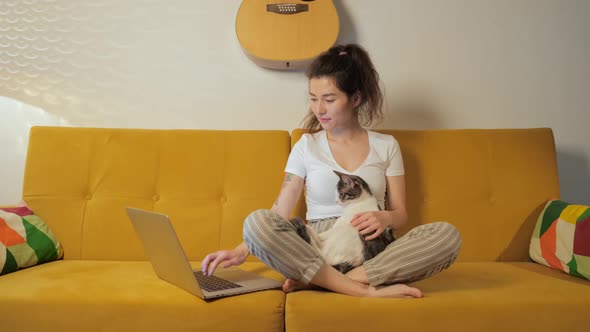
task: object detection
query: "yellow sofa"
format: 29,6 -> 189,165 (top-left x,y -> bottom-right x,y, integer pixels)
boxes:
1,126 -> 589,332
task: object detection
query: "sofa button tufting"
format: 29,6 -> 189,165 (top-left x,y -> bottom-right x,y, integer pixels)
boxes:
153,194 -> 160,201
85,194 -> 92,200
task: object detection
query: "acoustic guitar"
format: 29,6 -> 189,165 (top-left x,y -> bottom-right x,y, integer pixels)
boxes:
236,0 -> 340,70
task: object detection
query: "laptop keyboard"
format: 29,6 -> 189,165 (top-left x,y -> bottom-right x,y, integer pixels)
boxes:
194,272 -> 243,292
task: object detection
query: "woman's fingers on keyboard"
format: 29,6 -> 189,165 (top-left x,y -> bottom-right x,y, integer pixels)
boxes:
208,252 -> 231,275
202,252 -> 221,275
201,254 -> 212,273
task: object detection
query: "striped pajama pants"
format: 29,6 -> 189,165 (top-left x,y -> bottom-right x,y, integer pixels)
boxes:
243,209 -> 462,286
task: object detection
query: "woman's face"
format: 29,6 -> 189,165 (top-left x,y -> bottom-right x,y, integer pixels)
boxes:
309,76 -> 359,131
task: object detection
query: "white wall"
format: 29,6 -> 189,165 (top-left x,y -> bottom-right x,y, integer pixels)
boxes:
1,0 -> 589,204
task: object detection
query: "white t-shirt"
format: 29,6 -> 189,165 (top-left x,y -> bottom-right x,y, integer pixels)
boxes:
285,130 -> 405,220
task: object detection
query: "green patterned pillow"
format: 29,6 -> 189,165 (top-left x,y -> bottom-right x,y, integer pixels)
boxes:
0,206 -> 64,275
529,199 -> 590,280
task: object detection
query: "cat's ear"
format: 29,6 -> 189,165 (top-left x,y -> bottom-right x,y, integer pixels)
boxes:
353,176 -> 368,187
334,170 -> 354,186
354,176 -> 373,195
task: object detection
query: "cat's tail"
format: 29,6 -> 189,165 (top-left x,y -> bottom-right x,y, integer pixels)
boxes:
290,217 -> 311,244
332,263 -> 355,274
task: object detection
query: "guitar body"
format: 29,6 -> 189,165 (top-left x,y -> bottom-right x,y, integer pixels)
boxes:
236,0 -> 340,70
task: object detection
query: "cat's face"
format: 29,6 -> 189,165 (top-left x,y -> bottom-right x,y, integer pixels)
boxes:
334,170 -> 372,204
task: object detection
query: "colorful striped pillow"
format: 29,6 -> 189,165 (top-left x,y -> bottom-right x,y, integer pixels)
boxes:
529,200 -> 590,280
0,206 -> 64,275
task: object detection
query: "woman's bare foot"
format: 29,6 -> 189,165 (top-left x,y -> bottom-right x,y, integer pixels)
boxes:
284,278 -> 422,298
367,283 -> 423,298
282,278 -> 316,293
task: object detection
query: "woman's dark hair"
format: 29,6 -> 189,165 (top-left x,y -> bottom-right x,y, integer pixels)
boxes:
302,44 -> 383,133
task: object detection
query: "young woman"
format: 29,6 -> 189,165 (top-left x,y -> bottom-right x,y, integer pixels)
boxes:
201,44 -> 462,298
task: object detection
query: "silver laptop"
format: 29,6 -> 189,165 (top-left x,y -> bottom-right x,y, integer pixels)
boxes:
126,207 -> 282,300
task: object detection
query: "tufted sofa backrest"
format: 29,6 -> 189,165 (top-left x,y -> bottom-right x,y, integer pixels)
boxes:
23,127 -> 289,261
24,127 -> 559,262
291,128 -> 560,262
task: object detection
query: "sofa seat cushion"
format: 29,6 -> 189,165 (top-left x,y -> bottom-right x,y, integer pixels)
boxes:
0,260 -> 285,332
286,262 -> 590,332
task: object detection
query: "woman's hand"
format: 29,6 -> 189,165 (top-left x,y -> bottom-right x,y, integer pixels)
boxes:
201,243 -> 249,276
350,211 -> 391,240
